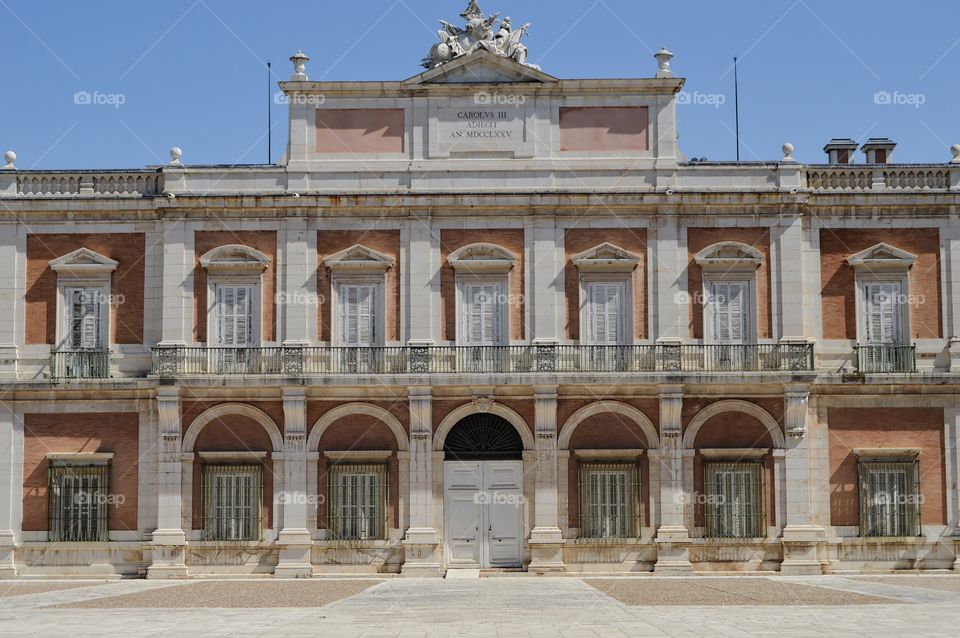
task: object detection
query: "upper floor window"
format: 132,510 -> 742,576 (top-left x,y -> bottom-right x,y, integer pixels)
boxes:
324,244 -> 394,348
573,243 -> 641,346
848,243 -> 916,346
200,245 -> 271,347
449,243 -> 516,346
694,242 -> 764,344
49,248 -> 118,351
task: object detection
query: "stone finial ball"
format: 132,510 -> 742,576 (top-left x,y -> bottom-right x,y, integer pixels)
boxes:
170,147 -> 183,162
3,151 -> 15,165
952,144 -> 960,160
782,143 -> 794,157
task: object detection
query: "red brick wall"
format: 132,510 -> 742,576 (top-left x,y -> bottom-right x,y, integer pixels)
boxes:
306,401 -> 409,438
22,413 -> 140,532
194,231 -> 277,343
819,229 -> 942,340
181,401 -> 285,436
564,228 -> 647,340
687,228 -> 773,340
440,230 -> 525,342
317,230 -> 401,343
828,407 -> 945,526
25,234 -> 145,345
558,398 -> 660,437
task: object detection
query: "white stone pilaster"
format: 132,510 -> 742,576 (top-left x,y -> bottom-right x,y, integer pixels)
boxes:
945,224 -> 960,369
402,386 -> 442,576
529,386 -> 564,572
652,217 -> 685,341
780,385 -> 824,575
148,387 -> 188,578
0,223 -> 20,381
0,404 -> 23,578
406,221 -> 438,345
654,384 -> 692,574
281,220 -> 315,346
530,219 -> 562,343
276,387 -> 312,578
158,221 -> 193,346
778,215 -> 807,341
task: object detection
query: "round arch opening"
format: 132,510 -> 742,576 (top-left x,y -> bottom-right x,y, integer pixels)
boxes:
443,413 -> 523,461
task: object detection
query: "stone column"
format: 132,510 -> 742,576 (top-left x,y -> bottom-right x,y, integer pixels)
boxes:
276,388 -> 312,578
654,384 -> 693,574
0,405 -> 22,578
529,386 -> 564,573
780,385 -> 825,575
148,387 -> 188,578
402,386 -> 443,576
947,401 -> 960,569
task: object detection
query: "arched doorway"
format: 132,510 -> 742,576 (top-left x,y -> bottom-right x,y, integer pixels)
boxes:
442,414 -> 525,569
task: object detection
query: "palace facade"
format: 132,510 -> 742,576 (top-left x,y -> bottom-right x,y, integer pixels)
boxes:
2,21 -> 960,578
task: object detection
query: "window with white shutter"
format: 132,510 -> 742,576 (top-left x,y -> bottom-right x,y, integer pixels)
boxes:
339,284 -> 378,347
462,282 -> 503,346
66,287 -> 103,350
215,285 -> 255,347
586,282 -> 626,345
864,282 -> 902,345
707,281 -> 751,344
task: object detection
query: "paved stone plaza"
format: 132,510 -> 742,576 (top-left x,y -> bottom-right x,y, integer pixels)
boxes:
0,575 -> 957,637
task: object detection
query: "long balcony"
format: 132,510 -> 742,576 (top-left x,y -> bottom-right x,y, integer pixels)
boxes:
854,345 -> 917,374
50,350 -> 112,380
150,344 -> 815,377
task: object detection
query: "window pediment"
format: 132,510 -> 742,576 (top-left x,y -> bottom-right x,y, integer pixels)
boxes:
847,243 -> 917,271
49,248 -> 119,276
199,244 -> 270,273
694,241 -> 764,271
572,242 -> 641,273
325,244 -> 395,273
449,243 -> 516,274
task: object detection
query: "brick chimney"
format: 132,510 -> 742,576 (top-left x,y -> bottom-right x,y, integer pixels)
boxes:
823,139 -> 858,164
861,138 -> 896,164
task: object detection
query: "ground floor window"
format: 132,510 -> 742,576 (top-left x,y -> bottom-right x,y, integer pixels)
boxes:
858,459 -> 921,537
48,462 -> 110,542
704,461 -> 765,538
327,463 -> 389,540
201,464 -> 262,541
578,462 -> 640,538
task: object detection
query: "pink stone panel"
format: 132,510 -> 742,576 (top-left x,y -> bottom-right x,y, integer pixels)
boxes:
560,106 -> 649,152
315,109 -> 405,154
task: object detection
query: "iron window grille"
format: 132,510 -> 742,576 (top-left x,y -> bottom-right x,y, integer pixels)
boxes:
327,463 -> 389,541
858,459 -> 921,537
578,463 -> 640,539
704,461 -> 766,538
48,462 -> 110,542
200,464 -> 263,542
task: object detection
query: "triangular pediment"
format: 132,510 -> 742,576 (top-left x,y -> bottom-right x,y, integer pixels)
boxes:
405,49 -> 557,86
325,244 -> 395,272
694,241 -> 764,269
199,244 -> 271,273
572,242 -> 641,273
847,242 -> 917,269
49,247 -> 119,274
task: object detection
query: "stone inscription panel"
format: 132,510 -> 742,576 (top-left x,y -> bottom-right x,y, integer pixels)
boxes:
432,107 -> 533,157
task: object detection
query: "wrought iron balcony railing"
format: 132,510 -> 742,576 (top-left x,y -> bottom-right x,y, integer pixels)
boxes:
151,343 -> 815,377
854,345 -> 917,374
50,350 -> 111,380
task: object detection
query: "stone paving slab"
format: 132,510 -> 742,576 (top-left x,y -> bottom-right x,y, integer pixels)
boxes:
56,579 -> 382,609
854,575 -> 960,594
586,577 -> 894,606
0,581 -> 102,598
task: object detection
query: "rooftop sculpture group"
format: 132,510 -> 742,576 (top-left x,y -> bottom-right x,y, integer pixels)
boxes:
422,0 -> 539,70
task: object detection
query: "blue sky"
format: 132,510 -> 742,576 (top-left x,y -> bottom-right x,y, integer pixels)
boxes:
2,0 -> 958,168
